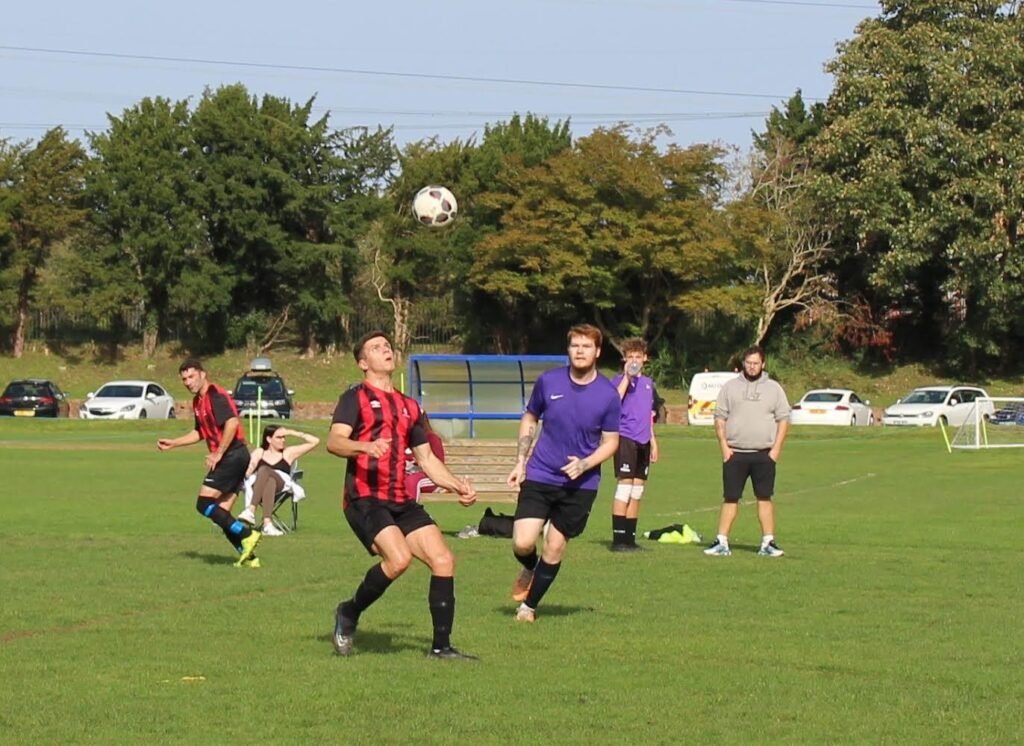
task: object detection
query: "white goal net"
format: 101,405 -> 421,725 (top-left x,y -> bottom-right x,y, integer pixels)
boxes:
950,397 -> 1024,450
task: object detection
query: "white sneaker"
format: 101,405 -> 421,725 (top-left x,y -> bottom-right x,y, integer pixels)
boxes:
238,508 -> 256,525
261,524 -> 285,537
703,539 -> 732,556
514,604 -> 536,623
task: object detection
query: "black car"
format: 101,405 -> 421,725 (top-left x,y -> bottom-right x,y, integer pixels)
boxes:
0,379 -> 71,417
232,358 -> 293,419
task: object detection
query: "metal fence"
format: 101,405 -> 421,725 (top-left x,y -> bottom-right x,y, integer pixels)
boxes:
27,300 -> 462,351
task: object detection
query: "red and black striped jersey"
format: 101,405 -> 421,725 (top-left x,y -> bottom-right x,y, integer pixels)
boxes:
332,382 -> 428,504
193,383 -> 246,453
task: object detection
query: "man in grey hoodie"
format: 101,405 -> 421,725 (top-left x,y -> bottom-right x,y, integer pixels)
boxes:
704,345 -> 790,557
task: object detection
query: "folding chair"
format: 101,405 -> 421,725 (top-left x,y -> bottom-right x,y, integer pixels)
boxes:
269,460 -> 304,533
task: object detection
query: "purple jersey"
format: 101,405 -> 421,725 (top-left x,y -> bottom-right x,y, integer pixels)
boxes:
525,367 -> 621,490
611,373 -> 656,443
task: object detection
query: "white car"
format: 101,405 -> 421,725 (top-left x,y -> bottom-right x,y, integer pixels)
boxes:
881,385 -> 993,427
790,388 -> 874,426
79,380 -> 176,420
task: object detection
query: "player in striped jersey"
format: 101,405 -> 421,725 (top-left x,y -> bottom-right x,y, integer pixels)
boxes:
158,358 -> 261,567
327,332 -> 478,660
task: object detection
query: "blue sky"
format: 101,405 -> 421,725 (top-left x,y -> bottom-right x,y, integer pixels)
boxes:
2,0 -> 876,152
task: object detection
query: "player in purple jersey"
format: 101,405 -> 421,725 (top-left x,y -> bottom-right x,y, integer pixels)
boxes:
609,338 -> 660,551
506,324 -> 621,623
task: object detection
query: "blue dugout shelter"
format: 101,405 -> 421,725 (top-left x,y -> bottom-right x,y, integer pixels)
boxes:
407,354 -> 567,437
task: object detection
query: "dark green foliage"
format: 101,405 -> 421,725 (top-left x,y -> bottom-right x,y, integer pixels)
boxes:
0,128 -> 88,356
815,0 -> 1024,372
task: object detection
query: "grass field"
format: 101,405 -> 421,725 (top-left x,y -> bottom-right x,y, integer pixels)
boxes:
1,419 -> 1022,744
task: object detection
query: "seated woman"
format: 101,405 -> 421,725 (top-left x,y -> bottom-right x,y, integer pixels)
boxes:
239,425 -> 320,536
404,412 -> 446,501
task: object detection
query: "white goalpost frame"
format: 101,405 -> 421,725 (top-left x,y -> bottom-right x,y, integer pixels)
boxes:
950,396 -> 1024,450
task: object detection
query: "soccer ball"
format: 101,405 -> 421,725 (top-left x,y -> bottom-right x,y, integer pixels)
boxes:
412,185 -> 458,227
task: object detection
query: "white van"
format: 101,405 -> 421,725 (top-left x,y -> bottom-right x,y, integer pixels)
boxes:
687,371 -> 738,426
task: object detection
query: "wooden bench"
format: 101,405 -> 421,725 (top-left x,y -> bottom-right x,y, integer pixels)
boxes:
418,439 -> 518,504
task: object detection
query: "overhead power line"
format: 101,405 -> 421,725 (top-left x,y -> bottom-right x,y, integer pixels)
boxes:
0,45 -> 823,102
719,0 -> 874,8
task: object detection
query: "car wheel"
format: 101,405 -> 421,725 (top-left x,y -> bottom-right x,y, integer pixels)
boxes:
938,415 -> 948,426
168,406 -> 176,419
139,409 -> 148,420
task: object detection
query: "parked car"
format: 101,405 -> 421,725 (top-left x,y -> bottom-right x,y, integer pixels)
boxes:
790,388 -> 874,426
881,385 -> 993,427
233,358 -> 293,419
79,380 -> 176,420
0,379 -> 70,417
991,399 -> 1024,426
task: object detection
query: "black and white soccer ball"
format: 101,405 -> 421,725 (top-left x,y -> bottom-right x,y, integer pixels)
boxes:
412,185 -> 458,227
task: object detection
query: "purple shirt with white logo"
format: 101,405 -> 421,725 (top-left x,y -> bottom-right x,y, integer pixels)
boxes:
611,373 -> 655,443
525,367 -> 621,490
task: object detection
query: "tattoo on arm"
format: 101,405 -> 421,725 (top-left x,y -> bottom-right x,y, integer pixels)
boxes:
517,426 -> 536,460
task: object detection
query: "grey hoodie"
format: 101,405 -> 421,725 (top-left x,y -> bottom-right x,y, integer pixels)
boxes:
714,372 -> 791,451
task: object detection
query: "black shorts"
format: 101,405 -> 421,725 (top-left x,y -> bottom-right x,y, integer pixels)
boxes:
722,450 -> 776,502
613,437 -> 651,480
201,446 -> 249,496
344,498 -> 437,555
514,480 -> 599,539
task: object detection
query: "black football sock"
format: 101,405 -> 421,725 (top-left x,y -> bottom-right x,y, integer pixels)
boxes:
428,575 -> 456,650
626,517 -> 638,545
524,559 -> 561,609
514,547 -> 538,571
350,563 -> 394,616
196,497 -> 250,550
612,515 -> 628,545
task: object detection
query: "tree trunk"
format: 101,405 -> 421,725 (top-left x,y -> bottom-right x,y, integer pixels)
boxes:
392,293 -> 411,366
143,327 -> 159,357
12,303 -> 27,359
142,305 -> 159,357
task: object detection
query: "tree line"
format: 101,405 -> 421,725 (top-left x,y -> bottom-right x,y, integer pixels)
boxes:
2,0 -> 1023,377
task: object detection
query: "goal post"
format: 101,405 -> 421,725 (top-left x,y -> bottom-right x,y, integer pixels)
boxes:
950,397 -> 1024,450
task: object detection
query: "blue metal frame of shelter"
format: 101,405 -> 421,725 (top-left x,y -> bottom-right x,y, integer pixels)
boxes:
407,354 -> 567,437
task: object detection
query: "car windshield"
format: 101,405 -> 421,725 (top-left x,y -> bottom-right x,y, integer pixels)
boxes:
4,382 -> 49,397
902,390 -> 948,405
96,385 -> 143,398
804,392 -> 844,403
236,379 -> 284,397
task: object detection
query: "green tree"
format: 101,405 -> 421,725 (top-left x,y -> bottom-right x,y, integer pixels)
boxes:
815,0 -> 1024,371
368,137 -> 477,357
87,97 -> 204,354
189,85 -> 354,353
0,129 -> 87,357
471,126 -> 732,353
753,90 -> 826,153
727,135 -> 838,348
323,125 -> 399,350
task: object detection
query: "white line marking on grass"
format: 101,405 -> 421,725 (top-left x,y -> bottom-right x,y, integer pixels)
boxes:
649,472 -> 877,518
